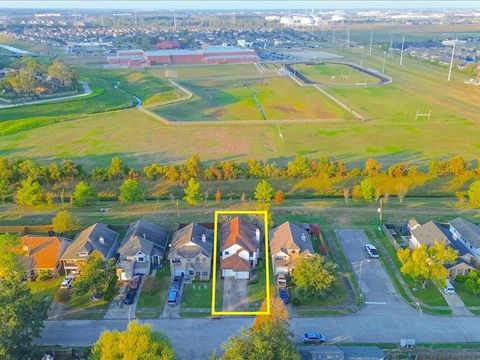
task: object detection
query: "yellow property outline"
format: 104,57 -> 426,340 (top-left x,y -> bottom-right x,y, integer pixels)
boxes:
211,210 -> 271,316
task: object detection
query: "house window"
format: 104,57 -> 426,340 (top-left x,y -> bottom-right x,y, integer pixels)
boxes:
202,257 -> 207,262
224,251 -> 229,256
172,258 -> 180,263
137,256 -> 145,262
196,257 -> 200,262
195,272 -> 201,277
249,251 -> 254,257
202,272 -> 208,276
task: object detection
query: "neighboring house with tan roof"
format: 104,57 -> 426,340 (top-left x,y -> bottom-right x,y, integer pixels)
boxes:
269,221 -> 314,276
116,220 -> 169,281
19,235 -> 72,278
60,223 -> 119,275
220,217 -> 260,279
168,223 -> 213,280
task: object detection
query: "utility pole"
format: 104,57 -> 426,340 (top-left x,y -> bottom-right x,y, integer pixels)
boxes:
369,30 -> 373,55
448,41 -> 456,81
332,27 -> 336,45
400,35 -> 405,66
346,21 -> 350,47
378,197 -> 384,225
389,35 -> 393,55
360,46 -> 364,66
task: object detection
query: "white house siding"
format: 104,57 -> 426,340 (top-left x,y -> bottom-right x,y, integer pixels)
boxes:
222,269 -> 235,277
450,225 -> 480,259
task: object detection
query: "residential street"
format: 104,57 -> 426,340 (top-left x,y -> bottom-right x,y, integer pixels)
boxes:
40,308 -> 480,360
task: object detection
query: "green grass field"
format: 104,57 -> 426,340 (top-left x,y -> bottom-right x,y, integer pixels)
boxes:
149,63 -> 260,79
152,76 -> 351,121
295,63 -> 378,85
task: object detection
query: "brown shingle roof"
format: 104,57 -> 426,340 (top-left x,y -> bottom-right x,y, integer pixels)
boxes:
220,253 -> 251,272
20,235 -> 71,270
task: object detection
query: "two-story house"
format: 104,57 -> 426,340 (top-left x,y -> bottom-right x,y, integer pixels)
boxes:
167,223 -> 213,281
269,221 -> 314,276
220,217 -> 260,280
60,223 -> 119,275
449,217 -> 480,261
116,220 -> 169,281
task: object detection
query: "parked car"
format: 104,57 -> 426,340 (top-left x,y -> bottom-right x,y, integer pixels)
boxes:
129,275 -> 142,290
279,288 -> 289,304
124,289 -> 137,305
171,275 -> 184,290
60,276 -> 74,289
167,289 -> 179,306
302,332 -> 327,344
276,274 -> 287,288
365,244 -> 379,258
444,280 -> 455,294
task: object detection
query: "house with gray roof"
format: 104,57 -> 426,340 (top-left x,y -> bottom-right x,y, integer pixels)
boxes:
60,223 -> 119,275
449,217 -> 480,260
116,220 -> 169,281
167,223 -> 213,281
409,220 -> 450,249
269,221 -> 314,275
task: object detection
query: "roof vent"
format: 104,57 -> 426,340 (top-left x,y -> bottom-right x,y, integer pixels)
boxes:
301,233 -> 306,242
202,233 -> 207,243
255,228 -> 261,242
99,236 -> 105,244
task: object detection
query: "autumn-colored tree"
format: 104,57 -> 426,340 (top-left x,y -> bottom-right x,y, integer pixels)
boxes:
397,241 -> 458,288
396,183 -> 409,203
448,156 -> 468,176
91,322 -> 175,360
274,190 -> 284,205
352,184 -> 362,201
468,180 -> 480,207
365,158 -> 382,177
215,190 -> 222,203
253,296 -> 289,330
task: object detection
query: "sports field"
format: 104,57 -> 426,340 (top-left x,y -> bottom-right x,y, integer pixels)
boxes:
294,63 -> 378,85
152,76 -> 352,121
149,63 -> 261,79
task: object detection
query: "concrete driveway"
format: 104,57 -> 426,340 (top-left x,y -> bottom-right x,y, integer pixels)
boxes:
223,277 -> 248,311
335,229 -> 412,316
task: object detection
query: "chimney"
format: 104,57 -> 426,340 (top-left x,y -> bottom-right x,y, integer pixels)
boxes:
202,233 -> 207,243
23,243 -> 30,254
99,236 -> 105,244
255,228 -> 261,242
143,233 -> 146,239
301,233 -> 306,242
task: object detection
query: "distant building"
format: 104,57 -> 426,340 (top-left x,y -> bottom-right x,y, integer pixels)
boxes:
106,46 -> 259,67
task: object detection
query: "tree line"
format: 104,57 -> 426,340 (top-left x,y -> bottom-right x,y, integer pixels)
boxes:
1,154 -> 480,208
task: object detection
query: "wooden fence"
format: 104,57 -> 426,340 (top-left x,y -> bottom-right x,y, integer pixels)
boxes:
0,225 -> 53,235
382,223 -> 402,250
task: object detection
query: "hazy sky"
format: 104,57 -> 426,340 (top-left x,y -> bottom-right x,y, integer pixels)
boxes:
0,1 -> 479,10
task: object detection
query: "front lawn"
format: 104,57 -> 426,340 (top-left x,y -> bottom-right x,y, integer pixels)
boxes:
292,279 -> 348,308
454,281 -> 480,307
137,263 -> 170,309
28,277 -> 63,302
181,281 -> 213,308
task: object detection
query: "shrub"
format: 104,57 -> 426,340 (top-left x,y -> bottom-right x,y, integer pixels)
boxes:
55,288 -> 72,303
37,270 -> 52,281
455,274 -> 468,283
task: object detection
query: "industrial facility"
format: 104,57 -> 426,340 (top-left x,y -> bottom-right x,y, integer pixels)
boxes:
106,46 -> 259,67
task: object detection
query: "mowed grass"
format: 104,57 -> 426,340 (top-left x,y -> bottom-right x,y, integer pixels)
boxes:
326,47 -> 480,124
152,76 -> 351,121
295,63 -> 378,85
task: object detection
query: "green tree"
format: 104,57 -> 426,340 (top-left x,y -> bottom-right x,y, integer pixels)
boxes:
0,276 -> 48,359
0,234 -> 22,279
15,177 -> 44,207
119,179 -> 145,204
286,154 -> 312,178
254,179 -> 274,203
4,68 -> 37,95
397,241 -> 458,288
292,254 -> 337,298
0,178 -> 12,203
468,180 -> 480,207
73,181 -> 95,206
75,251 -> 114,298
183,177 -> 201,205
19,56 -> 43,74
52,210 -> 80,235
360,178 -> 375,201
247,159 -> 265,178
47,60 -> 75,87
91,322 -> 175,360
465,270 -> 480,295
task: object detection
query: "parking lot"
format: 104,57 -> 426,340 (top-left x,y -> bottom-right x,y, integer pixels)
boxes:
335,229 -> 412,316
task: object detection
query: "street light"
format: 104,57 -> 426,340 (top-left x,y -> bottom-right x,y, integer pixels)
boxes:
359,259 -> 371,287
382,51 -> 387,74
